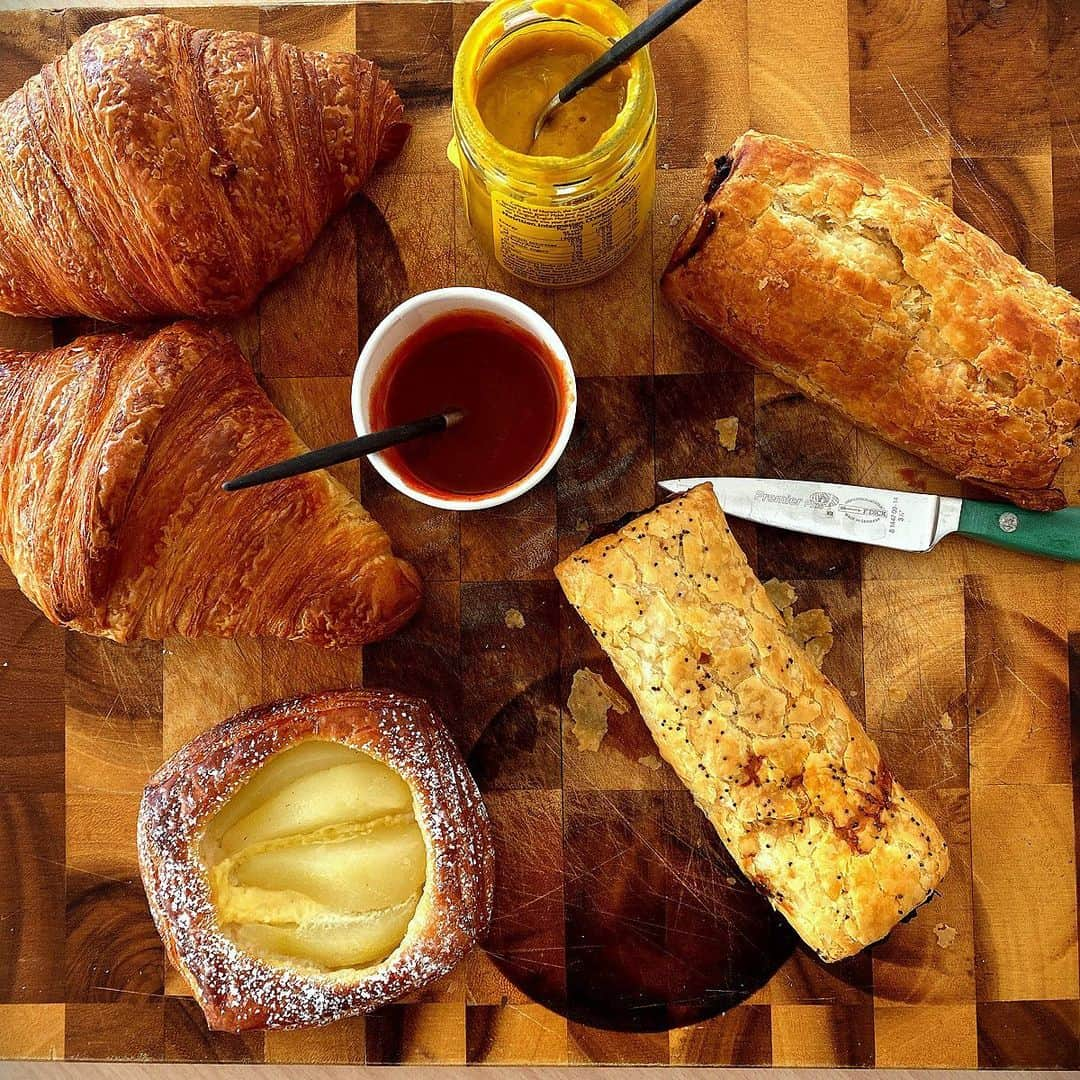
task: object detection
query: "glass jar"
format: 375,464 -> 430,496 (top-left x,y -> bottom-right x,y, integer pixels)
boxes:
449,0 -> 657,288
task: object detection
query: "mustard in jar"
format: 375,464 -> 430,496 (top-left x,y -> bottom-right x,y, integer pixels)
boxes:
449,0 -> 657,287
475,29 -> 628,157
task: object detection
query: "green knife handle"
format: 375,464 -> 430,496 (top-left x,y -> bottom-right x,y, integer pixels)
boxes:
957,500 -> 1080,562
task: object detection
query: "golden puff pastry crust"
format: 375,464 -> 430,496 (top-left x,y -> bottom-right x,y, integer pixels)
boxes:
138,688 -> 495,1032
662,130 -> 1080,510
0,321 -> 420,646
555,485 -> 948,962
0,14 -> 407,321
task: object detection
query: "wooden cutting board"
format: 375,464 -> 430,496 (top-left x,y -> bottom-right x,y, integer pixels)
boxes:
1,0 -> 1078,1068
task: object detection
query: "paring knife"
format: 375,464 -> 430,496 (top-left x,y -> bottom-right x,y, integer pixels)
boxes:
658,477 -> 1080,562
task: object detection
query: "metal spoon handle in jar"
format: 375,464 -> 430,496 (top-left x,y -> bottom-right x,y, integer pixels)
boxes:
548,0 -> 705,113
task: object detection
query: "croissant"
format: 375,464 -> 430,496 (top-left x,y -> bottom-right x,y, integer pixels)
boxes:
0,322 -> 421,645
0,14 -> 407,321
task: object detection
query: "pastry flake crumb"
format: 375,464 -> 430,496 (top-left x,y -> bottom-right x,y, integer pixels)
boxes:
764,577 -> 797,612
791,609 -> 834,665
713,416 -> 739,451
803,632 -> 835,667
934,922 -> 957,949
669,212 -> 682,228
504,608 -> 525,629
791,608 -> 831,641
939,711 -> 954,730
567,667 -> 629,751
764,579 -> 834,665
638,754 -> 662,772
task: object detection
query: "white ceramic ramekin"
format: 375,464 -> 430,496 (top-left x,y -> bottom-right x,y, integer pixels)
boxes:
351,287 -> 577,511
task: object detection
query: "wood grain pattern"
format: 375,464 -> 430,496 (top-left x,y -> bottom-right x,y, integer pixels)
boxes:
0,0 -> 1078,1069
263,1018 -> 367,1064
874,1003 -> 978,1069
0,1004 -> 65,1060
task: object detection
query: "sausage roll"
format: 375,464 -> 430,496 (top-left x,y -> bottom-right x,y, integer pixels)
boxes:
662,130 -> 1080,510
555,485 -> 949,961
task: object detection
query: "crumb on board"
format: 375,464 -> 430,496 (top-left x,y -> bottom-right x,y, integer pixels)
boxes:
791,609 -> 834,666
764,577 -> 797,612
802,630 -> 835,667
939,711 -> 954,730
638,754 -> 662,772
669,212 -> 682,228
792,608 -> 831,641
889,685 -> 910,703
567,668 -> 629,752
934,923 -> 957,949
714,416 -> 739,452
504,608 -> 525,630
764,578 -> 834,665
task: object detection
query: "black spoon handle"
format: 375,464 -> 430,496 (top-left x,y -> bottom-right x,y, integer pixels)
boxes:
557,0 -> 706,104
222,410 -> 460,492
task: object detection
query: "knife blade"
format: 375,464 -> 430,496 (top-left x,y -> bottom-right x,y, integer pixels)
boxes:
657,477 -> 963,552
657,477 -> 1080,561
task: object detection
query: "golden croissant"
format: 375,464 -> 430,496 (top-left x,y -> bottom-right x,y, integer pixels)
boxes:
0,322 -> 421,645
0,14 -> 407,321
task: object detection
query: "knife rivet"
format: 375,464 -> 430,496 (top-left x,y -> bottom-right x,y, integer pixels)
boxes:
998,511 -> 1019,533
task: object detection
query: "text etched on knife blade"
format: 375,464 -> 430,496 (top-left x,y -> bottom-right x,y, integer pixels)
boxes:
752,487 -> 907,537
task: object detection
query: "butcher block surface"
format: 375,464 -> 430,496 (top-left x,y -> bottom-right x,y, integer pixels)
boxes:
0,0 -> 1078,1068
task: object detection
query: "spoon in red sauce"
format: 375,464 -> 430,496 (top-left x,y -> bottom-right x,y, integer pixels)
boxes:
221,409 -> 465,492
369,309 -> 565,499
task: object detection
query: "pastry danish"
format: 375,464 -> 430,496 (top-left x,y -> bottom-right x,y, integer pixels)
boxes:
0,322 -> 420,645
662,130 -> 1080,510
0,14 -> 406,321
556,485 -> 949,961
138,689 -> 494,1031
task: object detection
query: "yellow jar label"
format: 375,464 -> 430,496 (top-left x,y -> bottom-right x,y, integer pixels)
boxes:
490,142 -> 655,286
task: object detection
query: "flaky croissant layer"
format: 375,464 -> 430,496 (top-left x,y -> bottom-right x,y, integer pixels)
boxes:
0,321 -> 421,646
0,14 -> 407,321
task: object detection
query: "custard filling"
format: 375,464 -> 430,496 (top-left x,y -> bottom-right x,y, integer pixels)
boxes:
201,739 -> 426,975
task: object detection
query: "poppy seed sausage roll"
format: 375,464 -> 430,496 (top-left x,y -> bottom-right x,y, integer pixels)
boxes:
661,130 -> 1080,510
555,485 -> 949,961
